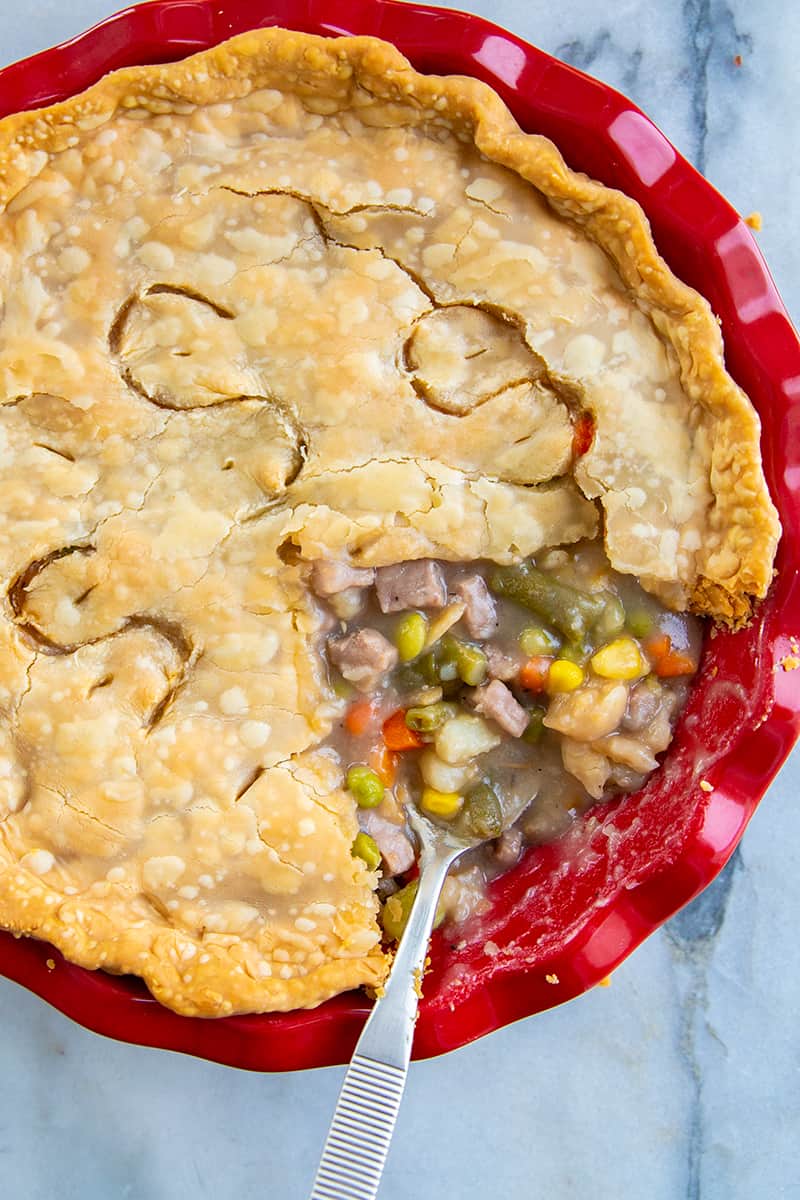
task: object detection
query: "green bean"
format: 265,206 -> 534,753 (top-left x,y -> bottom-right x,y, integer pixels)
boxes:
455,643 -> 488,686
352,832 -> 381,870
418,651 -> 444,685
436,636 -> 461,682
381,879 -> 446,942
345,765 -> 384,809
521,708 -> 546,743
461,783 -> 503,839
404,702 -> 459,733
489,563 -> 605,642
440,634 -> 488,687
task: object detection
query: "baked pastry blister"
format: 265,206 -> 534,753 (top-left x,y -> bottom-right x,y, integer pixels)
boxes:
0,29 -> 779,1016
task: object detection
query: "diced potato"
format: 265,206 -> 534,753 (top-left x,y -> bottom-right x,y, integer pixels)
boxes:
544,680 -> 628,742
434,713 -> 501,764
329,587 -> 367,621
419,749 -> 478,793
561,738 -> 611,799
597,733 -> 658,773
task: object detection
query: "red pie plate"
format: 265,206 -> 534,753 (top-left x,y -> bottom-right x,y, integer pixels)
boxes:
1,0 -> 799,1072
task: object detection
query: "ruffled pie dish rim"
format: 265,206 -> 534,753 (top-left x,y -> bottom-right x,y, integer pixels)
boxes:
0,0 -> 796,1070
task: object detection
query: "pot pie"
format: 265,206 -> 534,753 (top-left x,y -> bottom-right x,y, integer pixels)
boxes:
0,29 -> 779,1017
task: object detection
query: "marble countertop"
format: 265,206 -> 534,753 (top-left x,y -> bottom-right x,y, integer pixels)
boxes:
0,2 -> 798,1197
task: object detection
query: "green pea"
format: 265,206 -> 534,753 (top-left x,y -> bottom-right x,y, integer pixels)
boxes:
594,593 -> 626,641
627,607 -> 655,638
521,708 -> 546,744
404,702 -> 458,733
345,764 -> 385,808
461,783 -> 503,839
332,674 -> 355,700
394,612 -> 428,662
352,832 -> 381,871
519,625 -> 561,657
380,879 -> 446,942
558,639 -> 591,664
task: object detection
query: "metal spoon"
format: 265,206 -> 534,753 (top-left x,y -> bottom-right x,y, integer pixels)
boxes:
308,802 -> 522,1200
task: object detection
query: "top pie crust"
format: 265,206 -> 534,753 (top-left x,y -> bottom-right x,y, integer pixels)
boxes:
0,29 -> 779,1015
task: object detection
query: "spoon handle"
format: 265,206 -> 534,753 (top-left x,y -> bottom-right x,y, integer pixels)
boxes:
308,849 -> 457,1200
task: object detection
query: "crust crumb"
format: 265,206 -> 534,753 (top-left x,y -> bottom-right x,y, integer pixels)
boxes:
699,779 -> 714,793
744,210 -> 762,231
545,972 -> 560,985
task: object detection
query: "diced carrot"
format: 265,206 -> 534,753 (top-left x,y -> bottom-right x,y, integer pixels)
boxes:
572,411 -> 595,458
653,650 -> 697,678
369,742 -> 398,787
519,656 -> 552,692
344,698 -> 374,736
382,709 -> 424,751
644,632 -> 671,661
644,632 -> 696,677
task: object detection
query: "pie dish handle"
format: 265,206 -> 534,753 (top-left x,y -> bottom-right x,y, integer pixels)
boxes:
308,847 -> 458,1199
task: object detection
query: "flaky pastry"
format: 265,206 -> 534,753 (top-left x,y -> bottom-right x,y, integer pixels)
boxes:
0,29 -> 779,1015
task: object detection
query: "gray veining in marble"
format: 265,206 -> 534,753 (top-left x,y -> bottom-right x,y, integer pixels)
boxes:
0,2 -> 798,1198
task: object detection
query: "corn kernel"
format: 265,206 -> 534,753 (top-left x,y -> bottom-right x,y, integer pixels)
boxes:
420,787 -> 463,818
546,659 -> 584,693
591,637 -> 646,680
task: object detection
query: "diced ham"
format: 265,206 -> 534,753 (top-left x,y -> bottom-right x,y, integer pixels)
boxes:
310,559 -> 375,597
375,560 -> 447,612
327,628 -> 398,691
455,574 -> 498,639
485,644 -> 521,682
359,809 -> 415,877
472,679 -> 529,737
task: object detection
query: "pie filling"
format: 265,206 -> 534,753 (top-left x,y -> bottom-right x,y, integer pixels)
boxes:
0,29 -> 780,1015
313,543 -> 701,935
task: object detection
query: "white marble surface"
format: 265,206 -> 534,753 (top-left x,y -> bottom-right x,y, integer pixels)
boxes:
0,3 -> 798,1198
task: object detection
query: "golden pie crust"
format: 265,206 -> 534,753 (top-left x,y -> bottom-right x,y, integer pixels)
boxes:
0,29 -> 779,1016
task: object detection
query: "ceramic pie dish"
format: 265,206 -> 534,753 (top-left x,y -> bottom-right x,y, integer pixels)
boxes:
0,0 -> 798,1071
